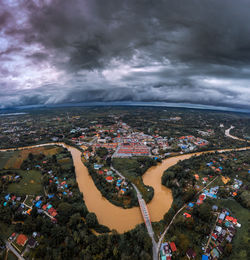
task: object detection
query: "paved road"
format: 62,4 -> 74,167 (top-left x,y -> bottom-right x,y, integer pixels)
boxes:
5,241 -> 25,260
156,204 -> 186,254
111,165 -> 158,260
204,214 -> 219,251
225,126 -> 250,142
157,175 -> 219,254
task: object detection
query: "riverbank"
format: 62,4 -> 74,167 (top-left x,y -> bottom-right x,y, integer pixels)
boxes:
1,143 -> 250,233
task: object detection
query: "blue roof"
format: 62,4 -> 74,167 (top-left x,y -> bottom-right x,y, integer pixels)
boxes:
3,202 -> 7,206
202,255 -> 209,260
48,194 -> 54,199
35,200 -> 42,208
5,194 -> 10,201
188,203 -> 194,207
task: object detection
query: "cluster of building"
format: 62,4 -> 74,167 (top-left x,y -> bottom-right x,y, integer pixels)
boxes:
94,164 -> 130,194
178,135 -> 209,152
8,232 -> 38,255
160,241 -> 177,260
1,173 -> 21,183
113,143 -> 151,157
79,121 -> 211,160
202,208 -> 241,259
47,170 -> 73,197
3,193 -> 22,207
197,129 -> 214,137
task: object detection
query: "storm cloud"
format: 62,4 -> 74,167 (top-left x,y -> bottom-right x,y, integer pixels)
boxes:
0,0 -> 250,109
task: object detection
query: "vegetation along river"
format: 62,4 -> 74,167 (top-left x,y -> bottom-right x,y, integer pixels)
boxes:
1,143 -> 250,233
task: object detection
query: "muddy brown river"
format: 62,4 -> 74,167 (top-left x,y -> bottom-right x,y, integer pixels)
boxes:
1,143 -> 250,233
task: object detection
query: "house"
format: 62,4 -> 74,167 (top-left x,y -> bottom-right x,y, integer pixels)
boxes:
212,205 -> 218,211
106,176 -> 113,183
27,237 -> 37,248
211,248 -> 219,259
35,200 -> 42,208
219,213 -> 225,221
48,207 -> 58,217
215,226 -> 222,234
226,235 -> 232,243
170,242 -> 177,252
183,212 -> 191,218
186,248 -> 196,259
9,233 -> 16,241
16,234 -> 28,247
211,233 -> 217,241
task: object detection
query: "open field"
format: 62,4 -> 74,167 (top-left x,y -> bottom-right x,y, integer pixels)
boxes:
1,146 -> 62,170
7,170 -> 43,195
0,151 -> 18,169
58,157 -> 71,169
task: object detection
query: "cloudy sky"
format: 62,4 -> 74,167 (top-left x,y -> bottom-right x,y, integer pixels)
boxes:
1,0 -> 250,109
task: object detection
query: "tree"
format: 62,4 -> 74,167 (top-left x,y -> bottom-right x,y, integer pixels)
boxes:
224,243 -> 232,256
86,212 -> 98,228
28,152 -> 34,161
96,147 -> 108,158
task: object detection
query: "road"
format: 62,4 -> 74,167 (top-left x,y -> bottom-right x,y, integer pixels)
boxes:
5,241 -> 25,260
156,175 -> 219,255
156,204 -> 186,254
225,126 -> 250,142
111,165 -> 158,260
204,214 -> 219,252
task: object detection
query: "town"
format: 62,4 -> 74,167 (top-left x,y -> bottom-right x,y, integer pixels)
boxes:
0,106 -> 249,260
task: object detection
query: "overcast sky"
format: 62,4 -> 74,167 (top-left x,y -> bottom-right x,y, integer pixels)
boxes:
1,0 -> 250,109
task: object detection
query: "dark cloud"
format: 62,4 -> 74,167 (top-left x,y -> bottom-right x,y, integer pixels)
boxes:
0,0 -> 250,109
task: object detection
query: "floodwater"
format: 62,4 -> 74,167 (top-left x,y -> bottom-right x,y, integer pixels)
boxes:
1,143 -> 250,233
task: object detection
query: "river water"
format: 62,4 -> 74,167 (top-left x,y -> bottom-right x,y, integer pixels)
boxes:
1,143 -> 250,233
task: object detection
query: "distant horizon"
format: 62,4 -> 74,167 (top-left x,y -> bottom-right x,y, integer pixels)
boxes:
1,101 -> 250,114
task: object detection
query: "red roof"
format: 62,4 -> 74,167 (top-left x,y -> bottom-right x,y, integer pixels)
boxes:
199,194 -> 205,200
16,234 -> 28,246
106,176 -> 113,181
48,208 -> 58,217
212,233 -> 217,240
170,242 -> 177,252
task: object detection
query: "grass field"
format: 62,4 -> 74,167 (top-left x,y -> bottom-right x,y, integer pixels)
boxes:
7,170 -> 43,195
0,146 -> 62,170
217,199 -> 250,260
58,157 -> 72,169
0,151 -> 17,169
